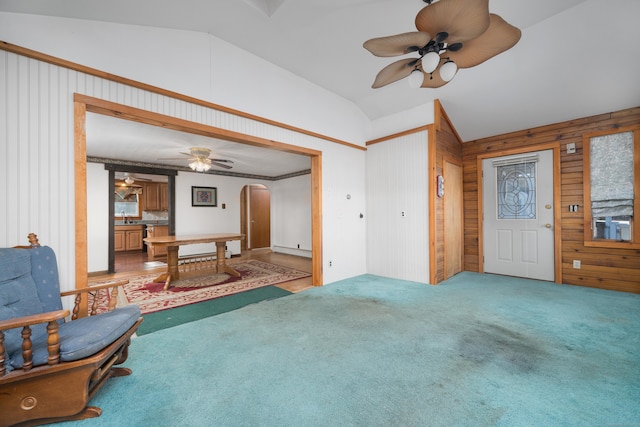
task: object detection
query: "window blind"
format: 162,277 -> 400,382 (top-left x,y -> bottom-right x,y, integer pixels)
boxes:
590,131 -> 634,217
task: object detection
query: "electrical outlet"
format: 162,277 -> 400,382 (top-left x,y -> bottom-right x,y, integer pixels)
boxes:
401,211 -> 406,217
329,260 -> 333,267
573,260 -> 581,269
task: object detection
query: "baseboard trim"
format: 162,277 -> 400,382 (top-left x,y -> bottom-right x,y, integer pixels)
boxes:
272,246 -> 312,258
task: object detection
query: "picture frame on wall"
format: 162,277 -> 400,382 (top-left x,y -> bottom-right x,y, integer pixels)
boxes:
191,186 -> 217,207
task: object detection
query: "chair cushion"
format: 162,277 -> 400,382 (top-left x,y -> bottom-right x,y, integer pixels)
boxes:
28,246 -> 63,313
0,248 -> 46,359
8,304 -> 141,369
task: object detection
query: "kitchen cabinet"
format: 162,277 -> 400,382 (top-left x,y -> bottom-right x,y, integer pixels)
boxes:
114,225 -> 144,252
146,225 -> 169,259
144,182 -> 168,211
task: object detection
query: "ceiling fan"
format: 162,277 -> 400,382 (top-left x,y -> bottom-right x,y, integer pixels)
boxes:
118,172 -> 152,185
363,0 -> 521,88
159,147 -> 234,172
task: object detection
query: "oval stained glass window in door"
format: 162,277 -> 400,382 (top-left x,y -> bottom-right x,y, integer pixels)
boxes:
497,162 -> 536,219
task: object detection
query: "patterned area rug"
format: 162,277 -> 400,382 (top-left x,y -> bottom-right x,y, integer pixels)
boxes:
91,260 -> 310,314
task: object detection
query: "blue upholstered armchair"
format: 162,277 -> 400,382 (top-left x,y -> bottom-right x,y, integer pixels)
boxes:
0,235 -> 142,426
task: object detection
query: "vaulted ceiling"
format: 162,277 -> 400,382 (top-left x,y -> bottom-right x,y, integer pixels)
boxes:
1,0 -> 638,147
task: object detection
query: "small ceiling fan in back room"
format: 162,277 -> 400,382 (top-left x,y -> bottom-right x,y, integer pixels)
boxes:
363,0 -> 521,88
118,172 -> 152,185
159,147 -> 234,172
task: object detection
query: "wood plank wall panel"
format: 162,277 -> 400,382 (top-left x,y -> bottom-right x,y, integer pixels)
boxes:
462,106 -> 640,293
432,105 -> 463,284
366,131 -> 430,283
0,49 -> 332,290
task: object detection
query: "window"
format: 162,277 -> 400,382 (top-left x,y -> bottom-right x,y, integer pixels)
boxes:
495,156 -> 538,220
583,126 -> 640,247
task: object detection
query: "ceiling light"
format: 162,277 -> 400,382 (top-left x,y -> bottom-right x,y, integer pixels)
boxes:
422,51 -> 441,74
439,60 -> 458,82
124,176 -> 134,185
408,69 -> 424,88
189,159 -> 211,172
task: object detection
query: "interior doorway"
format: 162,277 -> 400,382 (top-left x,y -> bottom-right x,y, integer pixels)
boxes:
240,184 -> 271,250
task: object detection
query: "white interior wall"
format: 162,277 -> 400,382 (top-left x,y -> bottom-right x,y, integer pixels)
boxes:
87,163 -> 110,272
0,12 -> 369,145
173,172 -> 269,257
0,13 -> 371,288
0,12 -> 431,288
270,174 -> 312,256
366,131 -> 430,284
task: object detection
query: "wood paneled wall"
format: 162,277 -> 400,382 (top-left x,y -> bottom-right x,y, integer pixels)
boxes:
462,106 -> 640,293
430,101 -> 463,284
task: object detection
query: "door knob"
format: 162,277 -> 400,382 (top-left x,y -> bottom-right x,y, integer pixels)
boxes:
545,223 -> 552,228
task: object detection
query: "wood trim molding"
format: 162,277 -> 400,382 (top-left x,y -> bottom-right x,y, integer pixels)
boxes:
366,125 -> 431,146
73,101 -> 89,316
1,40 -> 364,152
434,99 -> 464,143
74,96 -> 324,289
311,155 -> 323,287
428,123 -> 437,284
74,94 -> 322,158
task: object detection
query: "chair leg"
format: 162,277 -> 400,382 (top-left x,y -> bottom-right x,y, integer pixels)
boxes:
14,406 -> 101,427
111,367 -> 132,377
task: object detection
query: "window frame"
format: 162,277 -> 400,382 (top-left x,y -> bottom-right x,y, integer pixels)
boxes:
583,125 -> 640,249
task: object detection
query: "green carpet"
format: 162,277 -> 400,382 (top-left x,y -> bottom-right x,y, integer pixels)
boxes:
136,285 -> 292,335
53,273 -> 639,426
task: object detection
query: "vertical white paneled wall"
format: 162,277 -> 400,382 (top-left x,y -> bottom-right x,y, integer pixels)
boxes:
1,49 -> 367,289
366,131 -> 430,284
270,175 -> 312,254
1,52 -> 77,281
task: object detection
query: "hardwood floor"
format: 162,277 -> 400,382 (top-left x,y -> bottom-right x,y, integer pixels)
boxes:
94,249 -> 313,293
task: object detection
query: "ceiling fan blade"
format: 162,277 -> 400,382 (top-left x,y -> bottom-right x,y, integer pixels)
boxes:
415,0 -> 490,43
371,58 -> 419,88
211,158 -> 234,163
212,161 -> 233,170
363,32 -> 432,57
158,157 -> 195,160
446,14 -> 521,69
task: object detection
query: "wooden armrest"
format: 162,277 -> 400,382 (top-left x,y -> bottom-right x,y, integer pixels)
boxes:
60,279 -> 129,297
61,279 -> 129,319
0,309 -> 69,374
0,310 -> 69,331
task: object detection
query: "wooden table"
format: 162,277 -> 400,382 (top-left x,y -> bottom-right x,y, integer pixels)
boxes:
143,233 -> 244,290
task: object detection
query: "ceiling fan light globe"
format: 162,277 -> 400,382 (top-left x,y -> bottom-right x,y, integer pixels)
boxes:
124,176 -> 134,185
440,60 -> 457,82
408,70 -> 424,88
422,51 -> 441,74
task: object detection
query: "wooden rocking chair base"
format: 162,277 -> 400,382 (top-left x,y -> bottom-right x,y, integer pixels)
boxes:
1,319 -> 142,427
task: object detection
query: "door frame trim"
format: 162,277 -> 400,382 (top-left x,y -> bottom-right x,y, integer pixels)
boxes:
443,159 -> 464,280
74,94 -> 323,293
476,144 -> 562,283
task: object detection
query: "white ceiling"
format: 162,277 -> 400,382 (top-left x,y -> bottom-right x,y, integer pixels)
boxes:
2,0 -> 639,174
86,113 -> 311,178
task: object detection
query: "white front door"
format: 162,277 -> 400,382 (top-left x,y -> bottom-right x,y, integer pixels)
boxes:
482,150 -> 555,281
